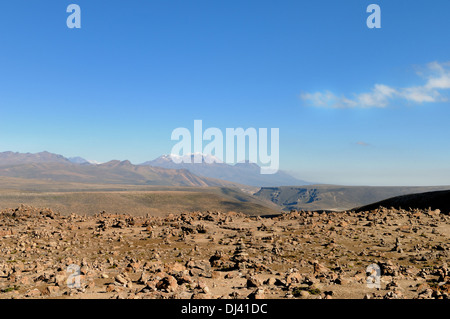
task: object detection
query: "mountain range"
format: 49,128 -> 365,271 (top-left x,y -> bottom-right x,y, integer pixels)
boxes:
0,151 -> 308,188
2,151 -> 449,214
141,154 -> 310,187
0,151 -> 71,165
0,151 -> 284,215
0,152 -> 242,188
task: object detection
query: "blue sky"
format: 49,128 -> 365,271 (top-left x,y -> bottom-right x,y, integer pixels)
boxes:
0,0 -> 450,185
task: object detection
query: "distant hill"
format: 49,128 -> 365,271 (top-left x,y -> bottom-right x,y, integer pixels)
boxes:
354,189 -> 450,214
0,151 -> 71,166
0,151 -> 309,188
254,185 -> 450,212
141,154 -> 311,187
0,151 -> 251,188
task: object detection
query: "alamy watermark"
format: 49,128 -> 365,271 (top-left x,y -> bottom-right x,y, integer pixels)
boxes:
66,4 -> 81,29
170,120 -> 279,174
366,263 -> 381,289
65,4 -> 380,30
66,264 -> 82,289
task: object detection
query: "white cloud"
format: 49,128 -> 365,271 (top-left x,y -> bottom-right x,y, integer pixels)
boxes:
426,76 -> 450,90
300,91 -> 339,107
301,62 -> 450,108
399,86 -> 439,103
355,84 -> 397,107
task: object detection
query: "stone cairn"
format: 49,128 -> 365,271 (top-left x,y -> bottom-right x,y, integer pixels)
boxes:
231,238 -> 249,270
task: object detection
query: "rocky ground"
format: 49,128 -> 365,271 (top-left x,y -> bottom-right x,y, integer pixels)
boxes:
0,204 -> 449,299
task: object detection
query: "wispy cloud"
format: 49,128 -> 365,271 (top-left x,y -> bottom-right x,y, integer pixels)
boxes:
301,62 -> 450,108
